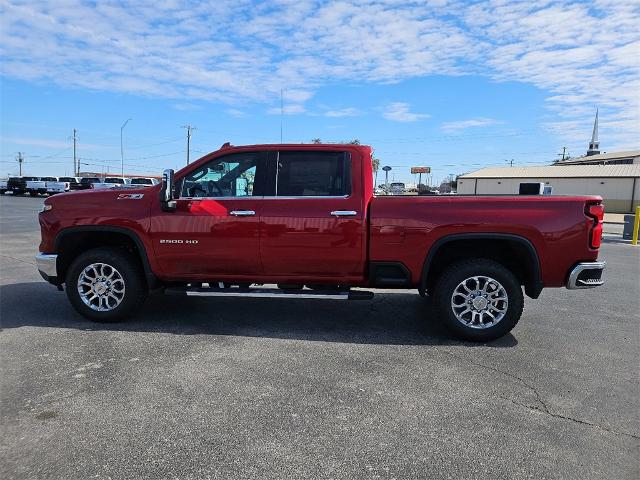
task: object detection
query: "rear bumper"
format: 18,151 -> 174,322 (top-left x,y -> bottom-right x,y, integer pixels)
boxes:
567,261 -> 606,289
36,253 -> 59,284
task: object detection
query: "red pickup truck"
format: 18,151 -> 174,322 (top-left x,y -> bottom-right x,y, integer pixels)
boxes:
37,143 -> 605,341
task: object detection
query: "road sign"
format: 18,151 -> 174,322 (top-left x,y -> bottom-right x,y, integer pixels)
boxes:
382,166 -> 392,172
411,166 -> 430,174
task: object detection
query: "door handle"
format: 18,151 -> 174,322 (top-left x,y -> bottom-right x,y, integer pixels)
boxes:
330,210 -> 357,217
229,210 -> 256,216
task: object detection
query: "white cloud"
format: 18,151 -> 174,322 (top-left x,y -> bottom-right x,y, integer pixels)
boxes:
172,103 -> 201,111
226,108 -> 247,118
267,104 -> 306,115
325,107 -> 360,118
0,0 -> 638,148
382,102 -> 430,122
441,118 -> 503,132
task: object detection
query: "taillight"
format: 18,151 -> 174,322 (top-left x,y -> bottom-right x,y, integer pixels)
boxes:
586,203 -> 604,249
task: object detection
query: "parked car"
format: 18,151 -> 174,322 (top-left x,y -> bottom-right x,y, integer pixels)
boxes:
389,182 -> 406,194
24,177 -> 49,196
36,143 -> 605,341
0,178 -> 7,194
58,177 -> 81,190
79,177 -> 101,190
46,177 -> 81,195
7,177 -> 27,195
91,177 -> 129,190
130,177 -> 159,187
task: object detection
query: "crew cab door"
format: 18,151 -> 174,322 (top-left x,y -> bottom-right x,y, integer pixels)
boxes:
259,149 -> 367,282
149,151 -> 268,278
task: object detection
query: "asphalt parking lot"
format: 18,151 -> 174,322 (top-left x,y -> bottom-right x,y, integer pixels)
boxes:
1,195 -> 638,480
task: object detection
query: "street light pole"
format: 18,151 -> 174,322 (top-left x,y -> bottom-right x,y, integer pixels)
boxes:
120,118 -> 132,178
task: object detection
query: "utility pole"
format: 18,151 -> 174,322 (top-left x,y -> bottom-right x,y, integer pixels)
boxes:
120,118 -> 132,178
182,125 -> 196,165
16,152 -> 24,176
73,128 -> 78,176
556,146 -> 567,163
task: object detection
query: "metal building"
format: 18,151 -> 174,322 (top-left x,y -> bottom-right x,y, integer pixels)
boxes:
457,164 -> 640,213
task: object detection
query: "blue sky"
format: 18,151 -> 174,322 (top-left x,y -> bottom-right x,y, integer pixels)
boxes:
1,0 -> 638,185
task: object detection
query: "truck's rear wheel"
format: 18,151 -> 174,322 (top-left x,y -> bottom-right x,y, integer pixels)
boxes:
433,259 -> 523,341
65,247 -> 147,322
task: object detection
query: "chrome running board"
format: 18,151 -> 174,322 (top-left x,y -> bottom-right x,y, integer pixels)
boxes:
165,285 -> 374,300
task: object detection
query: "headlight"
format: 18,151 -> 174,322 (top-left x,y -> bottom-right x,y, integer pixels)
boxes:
42,204 -> 53,212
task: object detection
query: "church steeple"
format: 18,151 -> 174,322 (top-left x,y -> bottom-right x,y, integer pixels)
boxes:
587,108 -> 600,156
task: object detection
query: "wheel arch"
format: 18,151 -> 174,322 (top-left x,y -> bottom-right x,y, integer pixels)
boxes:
421,233 -> 543,299
54,226 -> 159,289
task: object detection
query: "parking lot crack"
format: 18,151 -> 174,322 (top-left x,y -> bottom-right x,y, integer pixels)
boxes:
443,351 -> 640,441
0,254 -> 35,266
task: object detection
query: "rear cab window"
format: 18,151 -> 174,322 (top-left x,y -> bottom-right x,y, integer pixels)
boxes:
274,151 -> 351,197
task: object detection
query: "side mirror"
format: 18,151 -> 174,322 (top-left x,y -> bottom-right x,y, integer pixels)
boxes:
160,169 -> 176,211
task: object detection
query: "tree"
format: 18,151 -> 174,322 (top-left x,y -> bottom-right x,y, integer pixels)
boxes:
372,157 -> 380,187
311,138 -> 322,144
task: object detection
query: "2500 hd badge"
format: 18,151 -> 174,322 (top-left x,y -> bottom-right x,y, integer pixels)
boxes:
159,239 -> 199,244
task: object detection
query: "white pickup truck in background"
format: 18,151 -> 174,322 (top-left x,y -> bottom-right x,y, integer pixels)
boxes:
91,177 -> 130,190
46,176 -> 81,195
25,177 -> 55,196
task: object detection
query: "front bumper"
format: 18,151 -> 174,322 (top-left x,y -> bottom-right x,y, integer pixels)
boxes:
36,253 -> 59,284
567,261 -> 606,289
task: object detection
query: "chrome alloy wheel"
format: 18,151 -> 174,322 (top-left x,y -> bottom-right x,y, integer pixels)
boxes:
450,275 -> 508,329
77,263 -> 126,312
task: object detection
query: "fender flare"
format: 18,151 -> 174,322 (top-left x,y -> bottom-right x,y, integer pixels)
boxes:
420,233 -> 543,299
54,225 -> 159,288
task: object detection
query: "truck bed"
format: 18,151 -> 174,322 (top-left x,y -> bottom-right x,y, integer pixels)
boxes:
369,194 -> 601,287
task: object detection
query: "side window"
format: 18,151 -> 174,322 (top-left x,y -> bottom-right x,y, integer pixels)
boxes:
181,152 -> 265,198
276,151 -> 351,196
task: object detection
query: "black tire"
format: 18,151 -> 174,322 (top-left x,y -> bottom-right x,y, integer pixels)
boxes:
433,259 -> 524,341
65,247 -> 147,322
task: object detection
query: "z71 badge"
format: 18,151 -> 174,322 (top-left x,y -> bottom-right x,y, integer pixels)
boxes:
117,193 -> 144,200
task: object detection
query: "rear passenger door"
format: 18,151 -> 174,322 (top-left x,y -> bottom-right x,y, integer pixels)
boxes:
259,149 -> 367,282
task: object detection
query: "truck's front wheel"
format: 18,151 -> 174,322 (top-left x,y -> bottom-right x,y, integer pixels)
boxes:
434,259 -> 523,341
65,247 -> 147,322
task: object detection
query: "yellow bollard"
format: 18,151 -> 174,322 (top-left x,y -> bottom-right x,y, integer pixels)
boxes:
633,206 -> 640,245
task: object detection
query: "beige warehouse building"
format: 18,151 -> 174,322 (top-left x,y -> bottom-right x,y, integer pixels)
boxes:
457,164 -> 640,213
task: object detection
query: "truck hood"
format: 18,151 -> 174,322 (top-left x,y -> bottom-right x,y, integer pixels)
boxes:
44,185 -> 157,222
